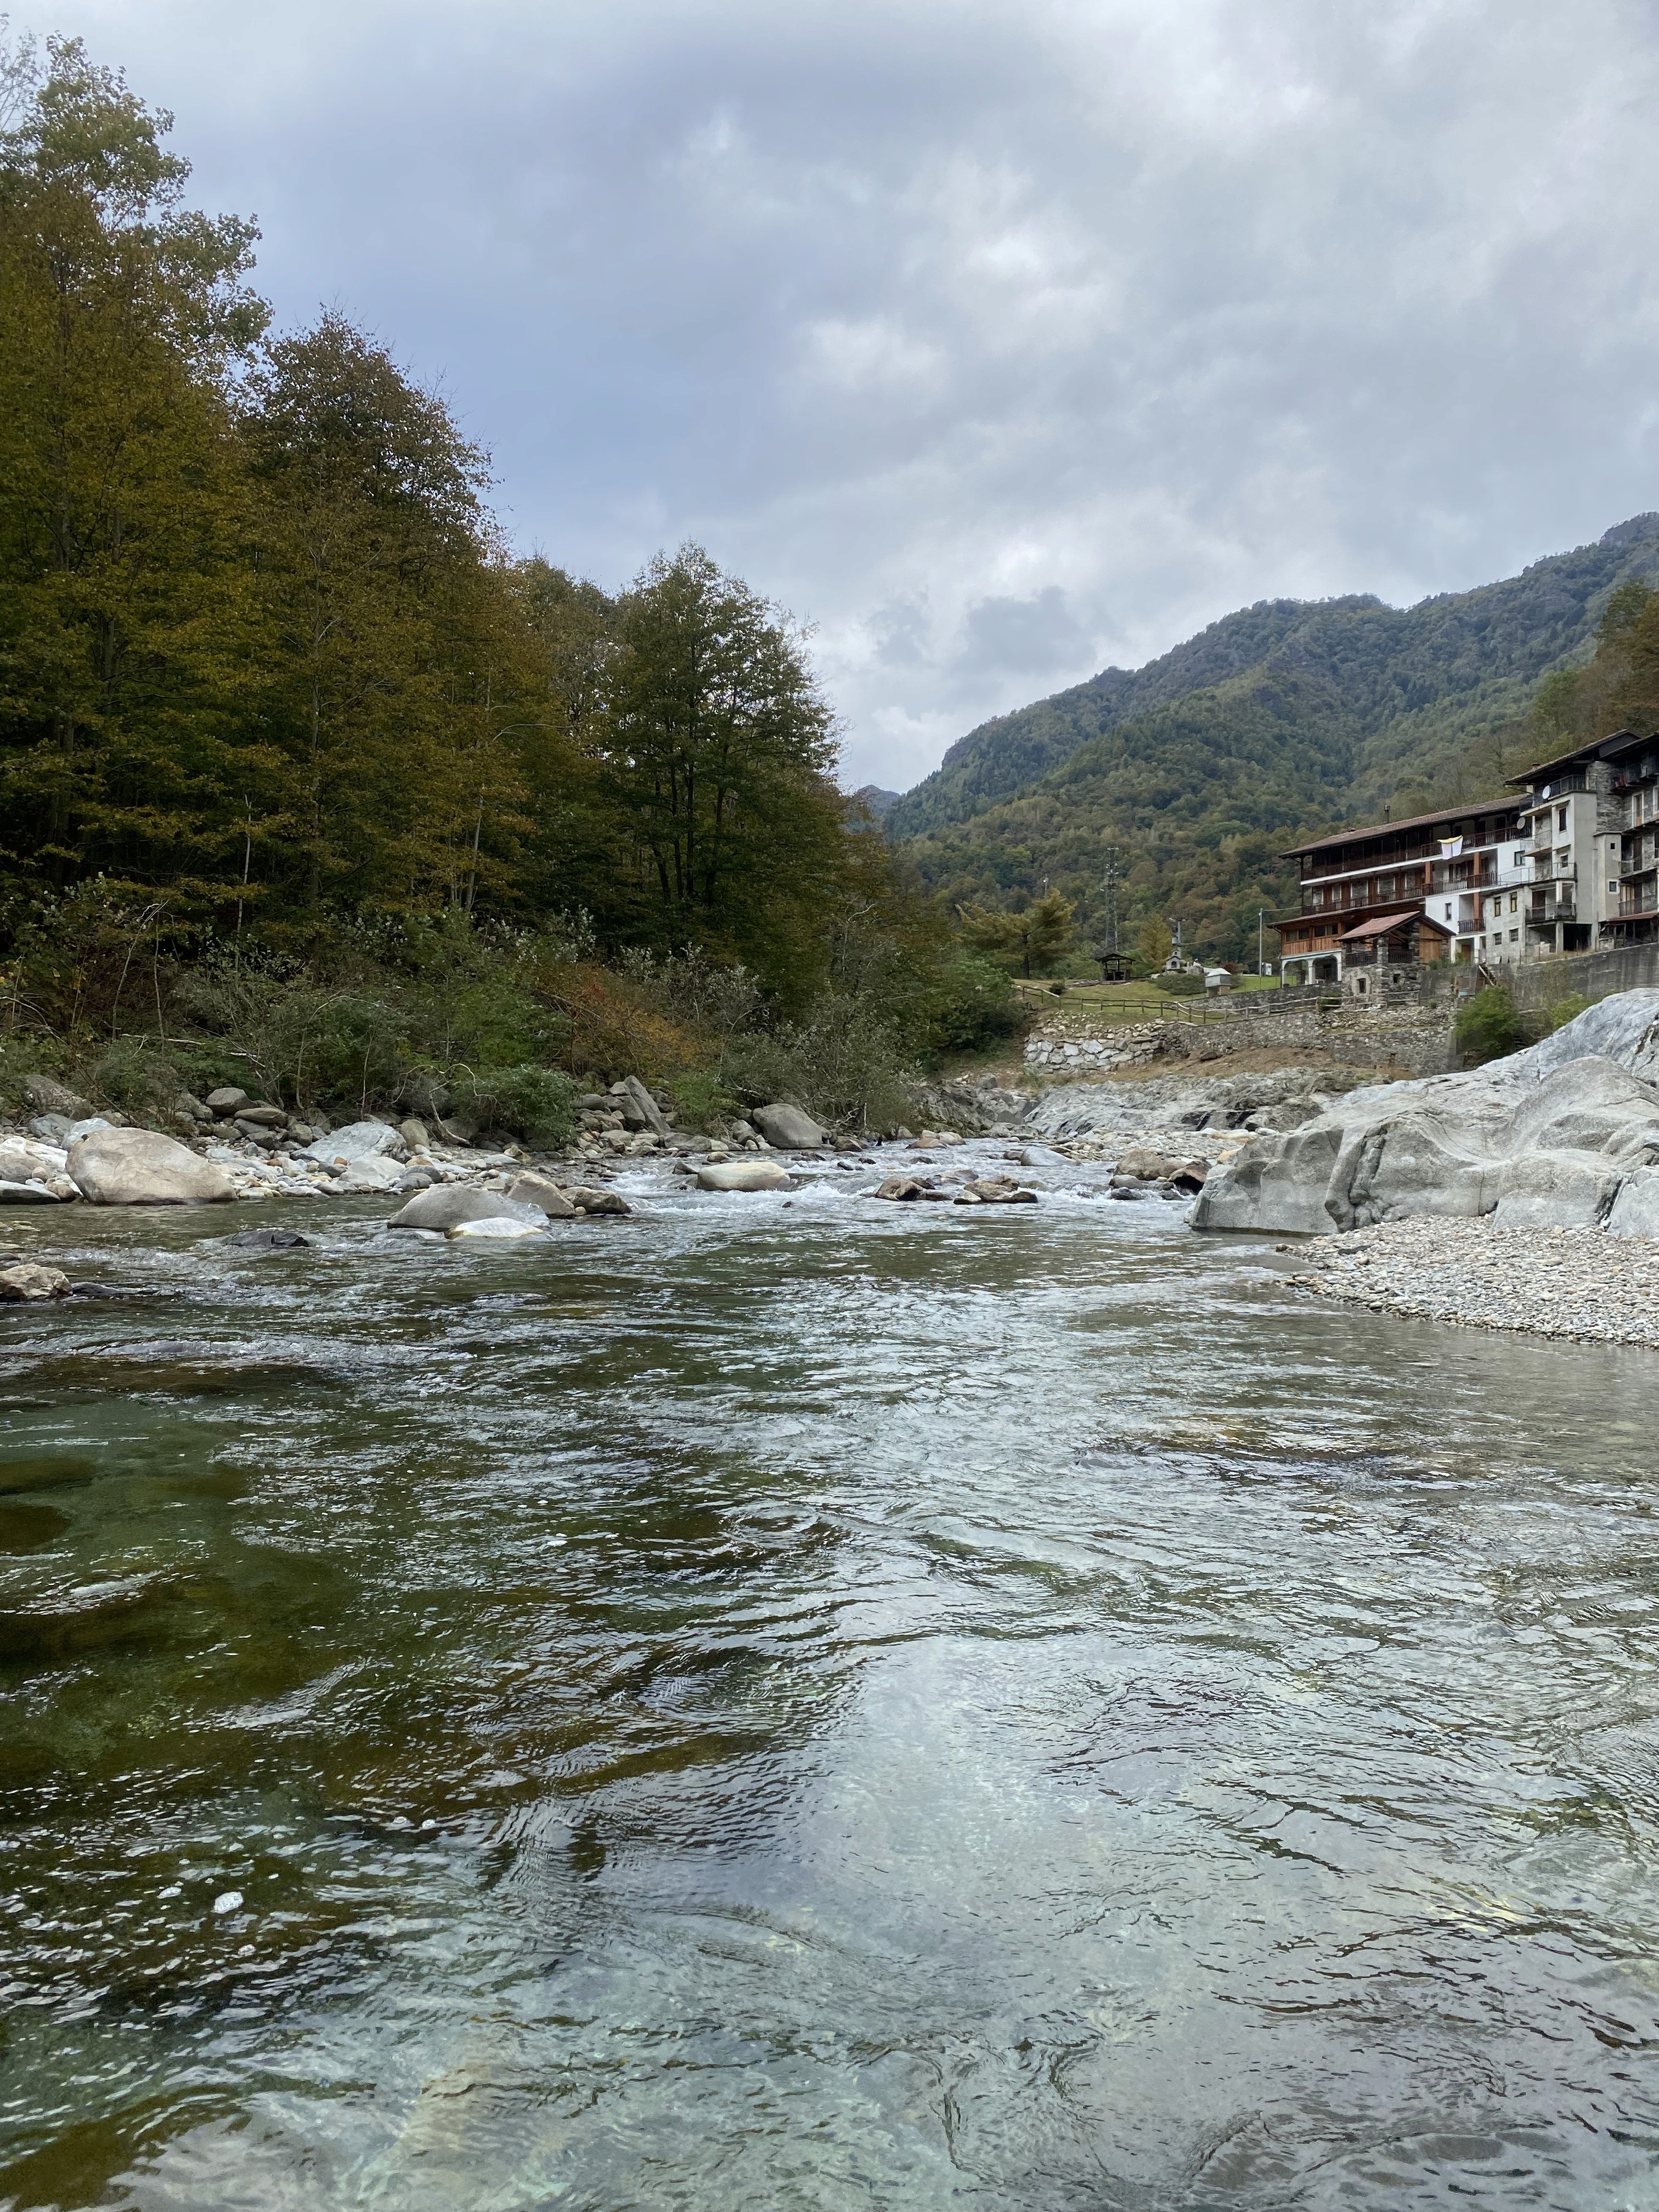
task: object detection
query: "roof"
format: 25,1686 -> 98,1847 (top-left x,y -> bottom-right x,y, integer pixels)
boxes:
1340,909 -> 1453,943
1506,729 -> 1649,789
1280,796 -> 1521,861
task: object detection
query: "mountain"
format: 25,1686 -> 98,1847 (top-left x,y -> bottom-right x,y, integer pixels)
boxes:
887,515 -> 1659,960
854,785 -> 901,817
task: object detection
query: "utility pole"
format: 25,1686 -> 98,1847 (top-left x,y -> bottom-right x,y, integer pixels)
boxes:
1101,847 -> 1121,955
1257,907 -> 1265,976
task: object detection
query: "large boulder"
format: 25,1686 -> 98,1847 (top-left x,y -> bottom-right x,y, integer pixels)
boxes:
1193,991 -> 1659,1238
617,1076 -> 668,1136
695,1159 -> 792,1192
752,1102 -> 825,1150
505,1174 -> 577,1219
300,1120 -> 408,1167
388,1185 -> 547,1232
21,1074 -> 89,1120
67,1128 -> 234,1206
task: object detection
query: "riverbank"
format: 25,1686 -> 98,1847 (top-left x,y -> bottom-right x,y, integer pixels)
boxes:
1290,1216 -> 1659,1347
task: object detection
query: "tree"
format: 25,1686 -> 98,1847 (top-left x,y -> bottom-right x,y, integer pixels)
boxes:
599,545 -> 844,990
0,35 -> 268,905
1137,914 -> 1173,969
957,889 -> 1075,978
239,314 -> 504,918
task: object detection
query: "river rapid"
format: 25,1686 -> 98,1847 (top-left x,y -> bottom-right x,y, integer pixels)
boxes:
2,1142 -> 1658,2210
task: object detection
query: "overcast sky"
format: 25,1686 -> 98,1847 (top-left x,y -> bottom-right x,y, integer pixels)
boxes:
16,0 -> 1659,789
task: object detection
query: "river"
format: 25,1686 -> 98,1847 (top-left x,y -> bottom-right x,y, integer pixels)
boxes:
2,1144 -> 1658,2209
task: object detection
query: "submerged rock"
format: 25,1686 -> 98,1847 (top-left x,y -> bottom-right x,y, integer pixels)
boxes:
694,1160 -> 792,1192
0,1262 -> 70,1300
223,1228 -> 311,1249
954,1177 -> 1039,1205
390,1186 -> 548,1232
67,1128 -> 234,1206
567,1186 -> 632,1215
873,1175 -> 925,1201
446,1215 -> 546,1239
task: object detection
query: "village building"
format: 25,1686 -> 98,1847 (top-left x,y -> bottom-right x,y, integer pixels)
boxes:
1273,800 -> 1530,984
1505,729 -> 1659,953
1272,730 -> 1659,980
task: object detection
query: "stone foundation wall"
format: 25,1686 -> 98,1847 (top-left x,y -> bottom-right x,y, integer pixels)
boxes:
1025,999 -> 1455,1078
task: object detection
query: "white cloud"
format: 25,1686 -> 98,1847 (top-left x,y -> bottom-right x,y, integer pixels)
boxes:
19,0 -> 1659,790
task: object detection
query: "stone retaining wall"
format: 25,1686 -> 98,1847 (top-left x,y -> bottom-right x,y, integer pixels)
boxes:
1025,998 -> 1455,1077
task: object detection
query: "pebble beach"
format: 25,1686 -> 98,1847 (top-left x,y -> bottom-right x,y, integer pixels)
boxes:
1290,1216 -> 1659,1349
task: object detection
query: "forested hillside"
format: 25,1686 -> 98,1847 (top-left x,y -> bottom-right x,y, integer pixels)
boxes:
890,517 -> 1659,958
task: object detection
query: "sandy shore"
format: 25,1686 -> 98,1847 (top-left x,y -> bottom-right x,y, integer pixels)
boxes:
1288,1217 -> 1659,1349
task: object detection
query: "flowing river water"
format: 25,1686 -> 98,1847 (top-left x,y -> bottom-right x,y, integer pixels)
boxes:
2,1143 -> 1658,2210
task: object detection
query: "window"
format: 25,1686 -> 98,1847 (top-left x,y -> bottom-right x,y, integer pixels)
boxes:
1510,929 -> 1519,942
1558,806 -> 1568,830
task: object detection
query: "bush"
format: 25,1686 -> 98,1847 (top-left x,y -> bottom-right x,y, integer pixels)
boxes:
722,992 -> 918,1131
668,1068 -> 738,1130
1455,985 -> 1525,1066
451,1064 -> 579,1149
91,1037 -> 185,1115
1158,971 -> 1204,998
1547,991 -> 1594,1033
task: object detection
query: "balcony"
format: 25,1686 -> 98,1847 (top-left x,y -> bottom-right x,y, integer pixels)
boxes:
1620,892 -> 1659,919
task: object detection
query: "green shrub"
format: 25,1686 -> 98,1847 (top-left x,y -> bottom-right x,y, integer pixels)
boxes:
1158,971 -> 1204,998
668,1069 -> 738,1130
91,1037 -> 185,1114
723,992 -> 918,1131
451,1064 -> 578,1149
1455,985 -> 1525,1066
1547,991 -> 1594,1033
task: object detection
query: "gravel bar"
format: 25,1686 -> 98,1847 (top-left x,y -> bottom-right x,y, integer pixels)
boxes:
1286,1217 -> 1659,1348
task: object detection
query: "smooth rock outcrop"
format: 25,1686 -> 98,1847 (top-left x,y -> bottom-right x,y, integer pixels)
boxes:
752,1102 -> 825,1150
389,1186 -> 547,1232
446,1216 -> 545,1240
67,1128 -> 235,1206
1193,990 -> 1659,1237
694,1159 -> 791,1192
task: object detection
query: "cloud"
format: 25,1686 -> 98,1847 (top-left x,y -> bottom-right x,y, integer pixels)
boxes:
19,0 -> 1659,790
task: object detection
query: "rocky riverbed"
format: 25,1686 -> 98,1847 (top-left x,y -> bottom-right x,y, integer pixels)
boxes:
1288,1216 -> 1659,1347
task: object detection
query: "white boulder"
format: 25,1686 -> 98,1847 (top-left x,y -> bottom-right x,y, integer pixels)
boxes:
300,1120 -> 408,1167
695,1159 -> 792,1192
390,1186 -> 548,1232
67,1128 -> 235,1206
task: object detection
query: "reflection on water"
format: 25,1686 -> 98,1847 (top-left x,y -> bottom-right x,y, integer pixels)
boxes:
2,1155 -> 1658,2209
